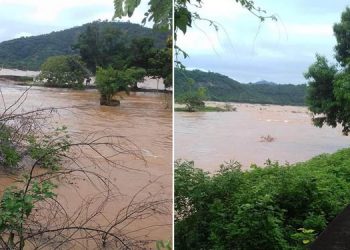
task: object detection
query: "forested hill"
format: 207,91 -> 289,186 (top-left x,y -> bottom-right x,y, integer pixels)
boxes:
175,69 -> 307,106
0,21 -> 169,70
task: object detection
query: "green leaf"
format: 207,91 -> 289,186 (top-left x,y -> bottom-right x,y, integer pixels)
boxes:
175,7 -> 191,34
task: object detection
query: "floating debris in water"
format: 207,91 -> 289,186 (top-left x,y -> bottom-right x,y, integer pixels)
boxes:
260,135 -> 275,142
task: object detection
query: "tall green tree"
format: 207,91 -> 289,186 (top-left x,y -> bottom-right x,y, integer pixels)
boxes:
148,37 -> 173,88
304,55 -> 338,130
333,7 -> 350,67
305,7 -> 350,135
74,24 -> 99,73
74,22 -> 128,73
128,37 -> 156,72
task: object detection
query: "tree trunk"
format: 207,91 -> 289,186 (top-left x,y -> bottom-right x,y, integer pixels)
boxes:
100,94 -> 120,106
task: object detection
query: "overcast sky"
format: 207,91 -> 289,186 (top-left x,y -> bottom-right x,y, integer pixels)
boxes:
0,0 -> 149,42
177,0 -> 349,84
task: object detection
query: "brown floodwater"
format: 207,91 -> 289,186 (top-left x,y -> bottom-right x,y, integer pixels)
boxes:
0,81 -> 172,248
175,102 -> 350,172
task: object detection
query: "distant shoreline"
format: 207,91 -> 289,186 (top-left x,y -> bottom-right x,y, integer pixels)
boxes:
0,76 -> 172,94
174,101 -> 307,112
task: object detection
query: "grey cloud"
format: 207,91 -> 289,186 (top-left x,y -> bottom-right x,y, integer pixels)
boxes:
183,52 -> 317,85
0,3 -> 115,43
180,0 -> 349,84
57,5 -> 114,26
0,20 -> 58,42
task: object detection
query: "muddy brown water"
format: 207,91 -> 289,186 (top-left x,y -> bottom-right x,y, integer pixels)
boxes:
175,102 -> 350,173
0,82 -> 172,248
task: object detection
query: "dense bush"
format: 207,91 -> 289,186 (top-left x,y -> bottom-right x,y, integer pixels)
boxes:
175,149 -> 350,249
39,55 -> 89,88
95,66 -> 146,106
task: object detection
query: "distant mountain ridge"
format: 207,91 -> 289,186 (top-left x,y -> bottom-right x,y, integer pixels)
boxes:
0,21 -> 168,70
175,69 -> 307,106
254,80 -> 277,85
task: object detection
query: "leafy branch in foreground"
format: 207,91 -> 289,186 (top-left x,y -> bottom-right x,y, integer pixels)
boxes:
174,0 -> 277,65
113,0 -> 172,31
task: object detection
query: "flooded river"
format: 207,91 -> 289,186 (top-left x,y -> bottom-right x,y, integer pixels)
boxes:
0,81 -> 172,248
175,102 -> 349,172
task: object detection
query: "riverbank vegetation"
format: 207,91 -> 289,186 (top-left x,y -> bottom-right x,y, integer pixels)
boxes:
175,148 -> 350,249
174,77 -> 236,112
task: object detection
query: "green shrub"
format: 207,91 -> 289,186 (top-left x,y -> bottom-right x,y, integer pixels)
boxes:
39,55 -> 89,88
95,66 -> 146,105
175,149 -> 350,249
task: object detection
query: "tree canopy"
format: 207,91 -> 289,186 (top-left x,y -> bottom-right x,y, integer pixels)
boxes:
74,22 -> 171,79
74,23 -> 129,73
305,7 -> 350,135
334,7 -> 350,67
38,55 -> 89,88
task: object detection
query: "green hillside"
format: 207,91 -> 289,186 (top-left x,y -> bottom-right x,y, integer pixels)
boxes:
0,21 -> 169,70
175,69 -> 307,106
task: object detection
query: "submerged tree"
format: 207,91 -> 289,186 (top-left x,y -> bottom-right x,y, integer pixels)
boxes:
177,77 -> 207,112
305,7 -> 350,135
96,66 -> 146,106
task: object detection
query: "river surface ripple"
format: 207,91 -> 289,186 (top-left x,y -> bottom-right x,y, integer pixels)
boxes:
175,102 -> 349,172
